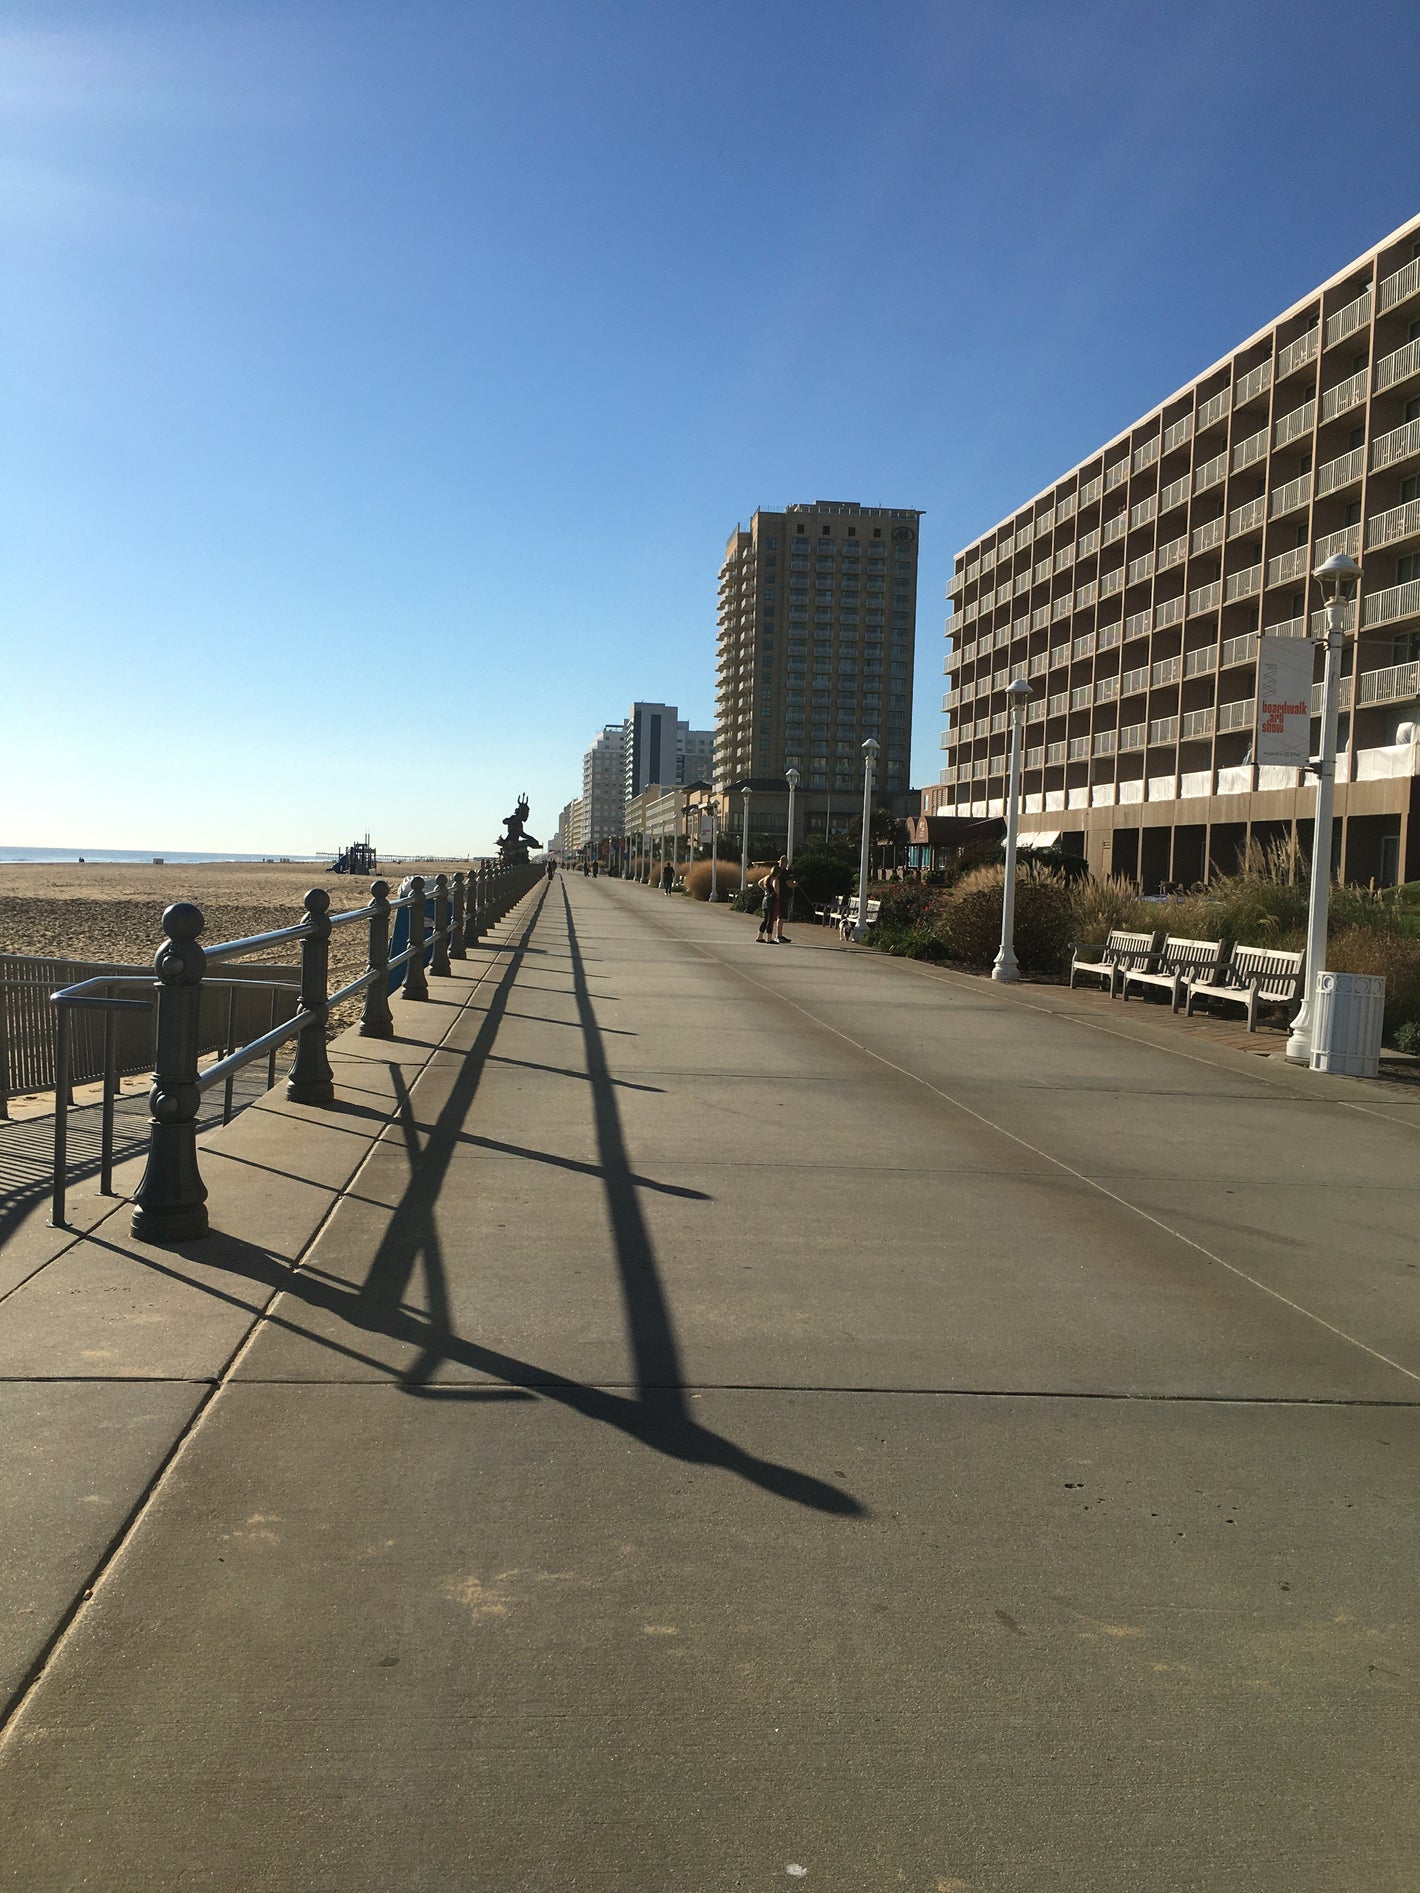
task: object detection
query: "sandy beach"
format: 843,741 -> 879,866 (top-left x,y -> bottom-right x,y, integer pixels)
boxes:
0,857 -> 481,968
0,859 -> 484,1109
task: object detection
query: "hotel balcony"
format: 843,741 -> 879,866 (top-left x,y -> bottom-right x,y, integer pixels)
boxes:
1321,368 -> 1368,424
1365,497 -> 1420,552
1372,417 -> 1420,471
1378,255 -> 1420,314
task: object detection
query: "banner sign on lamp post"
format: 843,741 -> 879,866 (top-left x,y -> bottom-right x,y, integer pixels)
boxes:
1256,636 -> 1315,767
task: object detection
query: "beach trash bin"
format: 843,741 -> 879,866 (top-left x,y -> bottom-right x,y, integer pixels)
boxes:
1310,970 -> 1386,1079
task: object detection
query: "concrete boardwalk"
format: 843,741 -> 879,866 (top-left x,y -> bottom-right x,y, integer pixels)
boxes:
1,875 -> 1417,1891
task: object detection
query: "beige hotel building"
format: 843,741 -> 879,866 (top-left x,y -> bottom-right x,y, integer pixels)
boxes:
716,501 -> 921,833
934,211 -> 1420,890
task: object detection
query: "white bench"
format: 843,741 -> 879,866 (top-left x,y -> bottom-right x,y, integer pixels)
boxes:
1182,945 -> 1304,1031
1069,928 -> 1163,996
1120,936 -> 1229,1013
838,897 -> 882,939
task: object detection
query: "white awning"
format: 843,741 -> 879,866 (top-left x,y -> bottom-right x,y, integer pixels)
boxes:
1017,830 -> 1061,850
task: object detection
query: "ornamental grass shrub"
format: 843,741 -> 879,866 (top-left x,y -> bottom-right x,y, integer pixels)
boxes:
932,863 -> 1074,973
1066,875 -> 1152,945
683,859 -> 741,902
1324,926 -> 1420,1040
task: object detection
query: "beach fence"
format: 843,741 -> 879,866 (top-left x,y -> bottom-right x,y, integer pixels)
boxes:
46,861 -> 543,1239
1,955 -> 299,1118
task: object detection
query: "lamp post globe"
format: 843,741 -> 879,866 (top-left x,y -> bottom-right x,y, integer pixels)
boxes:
1287,554 -> 1362,1063
740,785 -> 753,892
992,678 -> 1034,983
785,767 -> 800,866
854,738 -> 880,943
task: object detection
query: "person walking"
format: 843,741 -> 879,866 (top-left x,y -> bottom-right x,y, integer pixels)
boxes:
659,860 -> 675,896
591,858 -> 600,878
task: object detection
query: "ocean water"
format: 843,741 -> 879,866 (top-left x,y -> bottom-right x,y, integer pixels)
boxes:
0,847 -> 320,865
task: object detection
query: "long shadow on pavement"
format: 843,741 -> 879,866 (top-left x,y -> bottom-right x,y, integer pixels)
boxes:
133,878 -> 865,1519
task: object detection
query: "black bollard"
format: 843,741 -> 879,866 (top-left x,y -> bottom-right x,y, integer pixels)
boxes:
131,902 -> 210,1243
430,873 -> 452,978
403,876 -> 429,1001
360,879 -> 395,1038
449,871 -> 467,960
288,888 -> 335,1104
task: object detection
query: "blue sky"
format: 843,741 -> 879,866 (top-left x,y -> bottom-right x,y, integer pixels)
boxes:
6,0 -> 1420,856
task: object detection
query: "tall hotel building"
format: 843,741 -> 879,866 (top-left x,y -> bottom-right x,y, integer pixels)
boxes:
936,213 -> 1420,889
716,501 -> 922,819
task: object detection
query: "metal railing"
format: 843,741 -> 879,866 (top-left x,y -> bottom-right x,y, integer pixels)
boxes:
1378,256 -> 1420,315
1269,472 -> 1313,519
1355,660 -> 1420,708
1366,496 -> 1420,551
1372,416 -> 1420,472
1192,516 -> 1224,555
1320,370 -> 1368,425
1276,328 -> 1319,379
1316,445 -> 1365,498
1228,495 -> 1266,536
1325,289 -> 1371,348
1267,545 -> 1311,587
1273,398 -> 1315,449
1361,578 -> 1420,631
1375,336 -> 1420,395
48,862 -> 541,1237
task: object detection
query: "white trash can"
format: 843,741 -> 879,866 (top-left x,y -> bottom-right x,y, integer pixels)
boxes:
1310,970 -> 1386,1079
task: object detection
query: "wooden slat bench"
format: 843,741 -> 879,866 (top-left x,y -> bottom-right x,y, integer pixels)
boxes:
838,897 -> 882,938
1120,936 -> 1229,1013
1068,929 -> 1162,996
1182,945 -> 1305,1031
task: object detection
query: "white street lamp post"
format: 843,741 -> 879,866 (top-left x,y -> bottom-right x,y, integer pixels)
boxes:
1287,552 -> 1362,1064
853,738 -> 880,942
992,678 -> 1034,983
785,767 -> 800,865
708,799 -> 720,902
740,786 -> 753,891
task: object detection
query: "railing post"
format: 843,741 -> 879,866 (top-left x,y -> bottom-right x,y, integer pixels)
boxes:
449,871 -> 467,960
430,873 -> 452,978
131,902 -> 210,1244
287,888 -> 335,1104
403,876 -> 429,1001
360,880 -> 394,1038
50,1006 -> 71,1228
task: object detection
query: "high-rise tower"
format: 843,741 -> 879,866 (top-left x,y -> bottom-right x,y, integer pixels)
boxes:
715,501 -> 922,816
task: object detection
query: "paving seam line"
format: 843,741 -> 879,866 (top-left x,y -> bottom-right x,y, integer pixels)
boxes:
609,883 -> 1420,1391
0,889 -> 547,1748
222,1375 -> 1420,1408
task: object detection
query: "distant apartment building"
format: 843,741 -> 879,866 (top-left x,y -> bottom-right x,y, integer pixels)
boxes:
581,724 -> 626,847
677,722 -> 715,785
716,501 -> 921,828
624,702 -> 681,804
935,212 -> 1420,889
555,798 -> 583,855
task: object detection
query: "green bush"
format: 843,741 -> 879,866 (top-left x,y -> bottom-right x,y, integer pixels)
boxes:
1394,1020 -> 1420,1056
933,864 -> 1074,973
783,842 -> 855,915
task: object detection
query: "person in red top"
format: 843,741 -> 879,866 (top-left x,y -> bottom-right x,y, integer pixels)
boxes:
755,857 -> 793,943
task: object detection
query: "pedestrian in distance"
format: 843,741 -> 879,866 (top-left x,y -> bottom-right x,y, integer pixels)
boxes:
591,858 -> 600,878
660,860 -> 675,896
